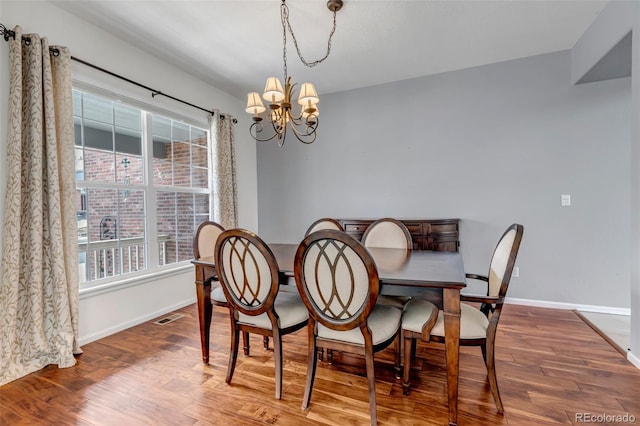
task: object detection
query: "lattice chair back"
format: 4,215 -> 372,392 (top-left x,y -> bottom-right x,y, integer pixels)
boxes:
193,220 -> 225,259
361,218 -> 412,249
295,229 -> 378,331
215,229 -> 280,317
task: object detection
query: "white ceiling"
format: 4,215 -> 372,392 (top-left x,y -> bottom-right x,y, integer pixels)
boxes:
53,0 -> 608,100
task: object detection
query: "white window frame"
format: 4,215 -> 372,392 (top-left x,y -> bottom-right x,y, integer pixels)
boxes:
73,83 -> 212,294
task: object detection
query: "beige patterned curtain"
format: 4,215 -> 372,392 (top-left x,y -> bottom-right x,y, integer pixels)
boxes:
209,110 -> 238,228
0,26 -> 81,386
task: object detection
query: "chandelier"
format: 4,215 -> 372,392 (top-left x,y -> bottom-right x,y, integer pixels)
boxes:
245,0 -> 343,146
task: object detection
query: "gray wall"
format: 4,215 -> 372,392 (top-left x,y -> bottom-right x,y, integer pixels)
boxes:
257,50 -> 631,308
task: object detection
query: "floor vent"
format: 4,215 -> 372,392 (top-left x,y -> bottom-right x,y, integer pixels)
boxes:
154,313 -> 184,325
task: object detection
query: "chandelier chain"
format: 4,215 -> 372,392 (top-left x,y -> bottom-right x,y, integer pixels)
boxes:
281,1 -> 338,70
282,2 -> 289,81
247,0 -> 340,146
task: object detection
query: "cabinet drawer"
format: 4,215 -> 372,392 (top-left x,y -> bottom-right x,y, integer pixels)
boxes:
430,223 -> 458,233
403,222 -> 423,236
345,223 -> 369,234
429,232 -> 458,242
411,236 -> 425,250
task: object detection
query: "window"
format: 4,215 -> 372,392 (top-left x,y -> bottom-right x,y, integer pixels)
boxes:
73,89 -> 210,287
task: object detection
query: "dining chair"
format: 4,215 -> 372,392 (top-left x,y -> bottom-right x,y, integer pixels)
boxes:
194,221 -> 267,355
305,217 -> 345,235
215,228 -> 308,400
401,223 -> 524,414
294,229 -> 402,425
361,218 -> 413,309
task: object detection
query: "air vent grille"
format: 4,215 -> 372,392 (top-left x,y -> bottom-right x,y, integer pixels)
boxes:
154,313 -> 184,325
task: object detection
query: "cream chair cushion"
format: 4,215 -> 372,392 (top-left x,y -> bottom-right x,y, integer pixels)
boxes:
317,304 -> 402,346
307,220 -> 342,234
401,299 -> 439,333
239,291 -> 308,330
212,285 -> 227,303
430,303 -> 489,340
489,229 -> 517,296
363,221 -> 409,249
197,224 -> 224,258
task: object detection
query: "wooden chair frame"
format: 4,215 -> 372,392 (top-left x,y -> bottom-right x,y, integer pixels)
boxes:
304,217 -> 345,236
295,229 -> 401,425
215,229 -> 308,399
402,223 -> 524,413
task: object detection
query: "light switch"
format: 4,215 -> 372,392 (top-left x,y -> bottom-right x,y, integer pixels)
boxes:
561,194 -> 571,207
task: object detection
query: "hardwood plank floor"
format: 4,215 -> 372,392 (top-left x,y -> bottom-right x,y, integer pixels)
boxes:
1,304 -> 638,425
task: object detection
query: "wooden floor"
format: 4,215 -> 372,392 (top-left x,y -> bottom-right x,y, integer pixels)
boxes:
1,304 -> 639,425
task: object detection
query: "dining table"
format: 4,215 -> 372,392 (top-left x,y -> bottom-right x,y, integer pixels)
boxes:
192,243 -> 467,426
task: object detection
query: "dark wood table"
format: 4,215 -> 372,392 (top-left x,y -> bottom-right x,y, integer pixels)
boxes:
192,244 -> 466,426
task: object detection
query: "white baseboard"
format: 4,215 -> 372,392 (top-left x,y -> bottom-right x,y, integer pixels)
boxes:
505,297 -> 630,316
78,297 -> 195,346
628,351 -> 640,369
627,352 -> 640,369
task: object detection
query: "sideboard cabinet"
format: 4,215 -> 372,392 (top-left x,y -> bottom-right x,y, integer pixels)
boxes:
336,218 -> 460,252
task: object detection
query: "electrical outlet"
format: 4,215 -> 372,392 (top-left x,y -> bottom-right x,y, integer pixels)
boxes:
561,194 -> 571,207
512,266 -> 520,278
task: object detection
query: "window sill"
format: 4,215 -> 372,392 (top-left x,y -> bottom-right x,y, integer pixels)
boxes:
79,263 -> 193,299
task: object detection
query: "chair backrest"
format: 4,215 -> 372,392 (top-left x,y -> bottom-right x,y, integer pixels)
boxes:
215,229 -> 280,317
488,224 -> 524,298
361,218 -> 412,249
295,230 -> 379,331
193,220 -> 225,259
305,218 -> 344,236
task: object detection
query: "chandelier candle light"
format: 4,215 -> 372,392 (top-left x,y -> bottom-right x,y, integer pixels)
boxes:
246,0 -> 343,146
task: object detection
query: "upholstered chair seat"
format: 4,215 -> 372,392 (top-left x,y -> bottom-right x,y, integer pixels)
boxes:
401,299 -> 439,335
239,291 -> 309,330
318,304 -> 402,345
430,303 -> 489,340
211,286 -> 227,304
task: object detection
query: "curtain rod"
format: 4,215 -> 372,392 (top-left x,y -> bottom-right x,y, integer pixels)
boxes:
0,23 -> 237,123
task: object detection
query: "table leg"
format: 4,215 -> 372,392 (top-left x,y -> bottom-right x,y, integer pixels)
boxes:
443,288 -> 461,426
195,265 -> 213,365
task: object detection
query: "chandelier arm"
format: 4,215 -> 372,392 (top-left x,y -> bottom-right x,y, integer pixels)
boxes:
281,0 -> 339,68
287,117 -> 319,144
249,121 -> 280,143
290,125 -> 317,144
